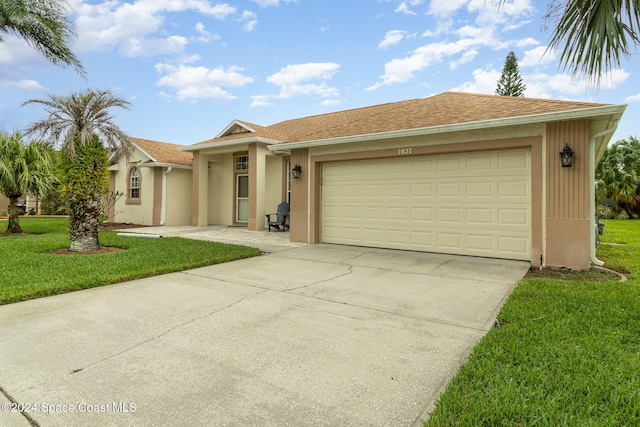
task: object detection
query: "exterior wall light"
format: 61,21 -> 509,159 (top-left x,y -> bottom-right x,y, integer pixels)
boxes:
559,144 -> 574,168
292,164 -> 302,179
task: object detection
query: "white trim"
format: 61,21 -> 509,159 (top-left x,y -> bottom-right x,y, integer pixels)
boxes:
131,141 -> 157,163
216,120 -> 258,138
138,162 -> 192,169
589,122 -> 619,267
268,104 -> 626,154
181,137 -> 280,152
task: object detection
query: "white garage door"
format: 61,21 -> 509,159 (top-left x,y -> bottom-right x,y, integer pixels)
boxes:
321,149 -> 531,260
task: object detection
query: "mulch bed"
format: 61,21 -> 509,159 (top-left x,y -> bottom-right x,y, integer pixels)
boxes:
525,266 -> 621,282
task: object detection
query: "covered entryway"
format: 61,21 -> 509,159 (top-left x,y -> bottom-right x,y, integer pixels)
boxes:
321,148 -> 532,260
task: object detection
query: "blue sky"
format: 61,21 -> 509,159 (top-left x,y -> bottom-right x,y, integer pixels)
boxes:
1,0 -> 638,146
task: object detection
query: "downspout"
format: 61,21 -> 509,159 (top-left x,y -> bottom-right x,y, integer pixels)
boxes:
160,167 -> 172,226
590,123 -> 618,266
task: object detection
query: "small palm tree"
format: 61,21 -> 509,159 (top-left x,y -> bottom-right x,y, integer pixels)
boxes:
23,89 -> 133,251
0,132 -> 56,234
0,0 -> 84,74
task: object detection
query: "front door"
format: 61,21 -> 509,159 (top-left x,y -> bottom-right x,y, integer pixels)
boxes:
236,174 -> 249,223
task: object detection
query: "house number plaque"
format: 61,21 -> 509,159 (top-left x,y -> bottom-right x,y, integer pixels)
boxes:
397,148 -> 412,155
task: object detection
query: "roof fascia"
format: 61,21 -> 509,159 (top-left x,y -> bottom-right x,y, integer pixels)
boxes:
138,162 -> 192,169
181,137 -> 281,152
215,120 -> 258,138
268,104 -> 627,153
130,141 -> 157,162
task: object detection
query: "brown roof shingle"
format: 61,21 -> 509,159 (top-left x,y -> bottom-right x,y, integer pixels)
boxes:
131,137 -> 193,166
194,91 -> 608,147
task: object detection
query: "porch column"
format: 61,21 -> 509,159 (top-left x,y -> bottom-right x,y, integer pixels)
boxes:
191,151 -> 209,226
248,143 -> 267,230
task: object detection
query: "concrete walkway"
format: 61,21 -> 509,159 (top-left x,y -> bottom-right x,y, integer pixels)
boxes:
116,225 -> 308,253
0,233 -> 529,427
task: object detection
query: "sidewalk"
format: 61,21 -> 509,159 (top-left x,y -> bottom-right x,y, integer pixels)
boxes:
117,225 -> 307,253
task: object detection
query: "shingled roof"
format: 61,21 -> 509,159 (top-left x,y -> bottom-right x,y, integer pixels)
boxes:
192,91 -> 610,148
131,137 -> 192,166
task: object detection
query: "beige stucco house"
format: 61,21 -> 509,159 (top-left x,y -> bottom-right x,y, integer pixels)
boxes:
108,138 -> 193,226
182,91 -> 626,270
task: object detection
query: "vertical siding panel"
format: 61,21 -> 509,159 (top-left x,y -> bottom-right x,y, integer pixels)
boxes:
547,120 -> 590,220
290,148 -> 309,242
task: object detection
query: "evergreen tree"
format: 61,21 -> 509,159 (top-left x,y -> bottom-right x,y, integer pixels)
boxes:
496,51 -> 526,97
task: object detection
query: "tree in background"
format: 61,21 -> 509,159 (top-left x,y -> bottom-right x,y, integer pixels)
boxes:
0,0 -> 84,74
23,89 -> 132,252
0,132 -> 56,234
496,51 -> 526,97
596,136 -> 640,219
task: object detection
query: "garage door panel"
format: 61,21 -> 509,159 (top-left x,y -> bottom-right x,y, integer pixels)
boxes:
437,182 -> 462,197
466,181 -> 494,197
322,149 -> 531,260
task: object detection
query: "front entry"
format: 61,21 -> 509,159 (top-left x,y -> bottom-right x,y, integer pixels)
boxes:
236,174 -> 249,223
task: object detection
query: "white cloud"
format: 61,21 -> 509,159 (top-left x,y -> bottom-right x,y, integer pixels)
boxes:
120,35 -> 188,57
450,49 -> 478,69
428,0 -> 467,18
239,10 -> 258,32
252,0 -> 297,7
368,38 -> 482,90
250,95 -> 273,107
520,46 -> 556,67
369,0 -> 537,91
468,0 -> 534,26
379,30 -> 407,49
155,63 -> 253,101
625,93 -> 640,103
0,35 -> 49,71
74,0 -> 237,56
515,37 -> 539,47
267,62 -> 341,99
1,79 -> 47,92
449,66 -> 501,94
395,0 -> 423,15
194,23 -> 220,43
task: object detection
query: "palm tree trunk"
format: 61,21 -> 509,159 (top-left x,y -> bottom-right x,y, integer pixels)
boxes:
68,195 -> 102,252
6,196 -> 23,234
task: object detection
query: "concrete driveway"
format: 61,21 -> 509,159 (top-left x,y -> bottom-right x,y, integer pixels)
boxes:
0,244 -> 529,427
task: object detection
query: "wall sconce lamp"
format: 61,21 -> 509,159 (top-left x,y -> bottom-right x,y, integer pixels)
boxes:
292,164 -> 302,179
559,144 -> 574,168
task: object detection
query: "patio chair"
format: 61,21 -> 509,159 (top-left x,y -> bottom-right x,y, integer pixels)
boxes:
266,201 -> 290,232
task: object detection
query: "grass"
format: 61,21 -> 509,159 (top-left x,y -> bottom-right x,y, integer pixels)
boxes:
0,217 -> 260,305
425,219 -> 640,426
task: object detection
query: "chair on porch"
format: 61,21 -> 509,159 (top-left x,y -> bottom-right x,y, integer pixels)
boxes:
266,201 -> 290,232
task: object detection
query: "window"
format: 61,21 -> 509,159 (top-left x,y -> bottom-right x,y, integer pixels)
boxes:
129,167 -> 140,199
235,155 -> 248,171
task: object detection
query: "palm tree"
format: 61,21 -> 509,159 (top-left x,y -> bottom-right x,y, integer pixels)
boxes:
596,136 -> 640,219
0,0 -> 84,74
23,89 -> 133,251
0,132 -> 56,234
499,0 -> 640,85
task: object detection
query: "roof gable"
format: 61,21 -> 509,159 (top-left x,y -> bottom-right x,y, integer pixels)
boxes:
124,138 -> 193,166
216,120 -> 262,138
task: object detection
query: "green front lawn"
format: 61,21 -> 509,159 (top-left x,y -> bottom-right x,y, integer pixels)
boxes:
425,219 -> 640,426
0,217 -> 260,305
